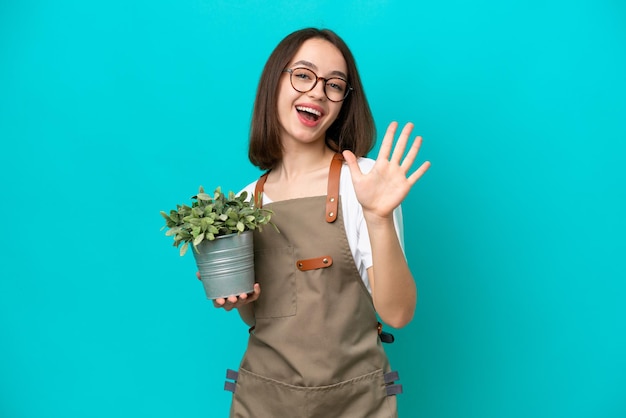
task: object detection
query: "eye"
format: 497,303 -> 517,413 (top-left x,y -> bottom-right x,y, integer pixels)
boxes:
293,69 -> 314,80
327,79 -> 346,92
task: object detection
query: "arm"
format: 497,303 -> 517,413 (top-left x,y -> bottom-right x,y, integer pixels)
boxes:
365,216 -> 415,328
343,121 -> 430,328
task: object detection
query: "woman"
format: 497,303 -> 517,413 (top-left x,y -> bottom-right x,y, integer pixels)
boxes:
211,28 -> 430,417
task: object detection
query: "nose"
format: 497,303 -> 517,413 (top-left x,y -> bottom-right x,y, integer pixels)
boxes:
307,77 -> 327,100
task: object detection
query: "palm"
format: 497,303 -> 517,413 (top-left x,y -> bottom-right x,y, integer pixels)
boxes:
343,122 -> 430,219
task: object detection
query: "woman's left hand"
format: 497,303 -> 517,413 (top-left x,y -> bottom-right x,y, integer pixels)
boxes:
343,121 -> 431,220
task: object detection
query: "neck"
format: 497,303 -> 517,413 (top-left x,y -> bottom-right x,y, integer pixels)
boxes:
274,144 -> 336,181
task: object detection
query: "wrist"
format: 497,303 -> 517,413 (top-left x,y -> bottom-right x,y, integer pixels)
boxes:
363,210 -> 394,228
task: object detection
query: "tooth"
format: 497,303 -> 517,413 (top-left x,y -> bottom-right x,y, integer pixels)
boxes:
297,106 -> 321,116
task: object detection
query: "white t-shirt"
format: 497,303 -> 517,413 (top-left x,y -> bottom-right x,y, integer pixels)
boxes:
241,157 -> 405,293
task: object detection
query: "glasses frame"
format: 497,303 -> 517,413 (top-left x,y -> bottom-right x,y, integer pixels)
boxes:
282,67 -> 353,102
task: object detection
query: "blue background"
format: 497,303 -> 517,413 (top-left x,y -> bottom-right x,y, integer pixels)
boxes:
1,1 -> 625,417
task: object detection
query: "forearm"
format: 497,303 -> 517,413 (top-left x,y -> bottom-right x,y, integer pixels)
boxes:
366,214 -> 417,328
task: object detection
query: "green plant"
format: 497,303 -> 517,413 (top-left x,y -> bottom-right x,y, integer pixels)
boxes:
161,186 -> 276,256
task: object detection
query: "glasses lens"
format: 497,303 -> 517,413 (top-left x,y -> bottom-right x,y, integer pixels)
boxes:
324,78 -> 348,102
291,68 -> 317,92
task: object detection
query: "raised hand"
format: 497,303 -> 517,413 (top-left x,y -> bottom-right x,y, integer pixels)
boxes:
342,121 -> 430,220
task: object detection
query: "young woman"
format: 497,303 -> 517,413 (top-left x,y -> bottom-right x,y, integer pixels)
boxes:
210,28 -> 430,417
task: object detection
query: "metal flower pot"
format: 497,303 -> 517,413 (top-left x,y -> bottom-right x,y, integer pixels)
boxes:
192,231 -> 255,299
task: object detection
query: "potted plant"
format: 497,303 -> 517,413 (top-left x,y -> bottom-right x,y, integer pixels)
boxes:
160,186 -> 276,299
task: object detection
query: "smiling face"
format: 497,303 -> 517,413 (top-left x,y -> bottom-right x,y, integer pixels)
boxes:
276,38 -> 348,150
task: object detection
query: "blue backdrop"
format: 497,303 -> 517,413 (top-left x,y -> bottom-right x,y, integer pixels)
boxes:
1,1 -> 625,417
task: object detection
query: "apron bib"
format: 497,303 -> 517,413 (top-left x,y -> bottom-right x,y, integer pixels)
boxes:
227,154 -> 401,418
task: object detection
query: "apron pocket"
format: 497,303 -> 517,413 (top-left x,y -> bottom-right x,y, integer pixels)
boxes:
231,368 -> 396,418
254,246 -> 297,318
230,367 -> 306,418
305,369 -> 397,418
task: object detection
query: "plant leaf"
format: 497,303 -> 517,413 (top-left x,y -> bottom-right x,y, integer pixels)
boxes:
193,233 -> 204,246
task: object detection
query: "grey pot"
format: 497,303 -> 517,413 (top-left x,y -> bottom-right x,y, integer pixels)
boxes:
192,231 -> 255,299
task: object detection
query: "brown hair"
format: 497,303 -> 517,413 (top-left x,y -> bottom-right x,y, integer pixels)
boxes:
248,28 -> 375,170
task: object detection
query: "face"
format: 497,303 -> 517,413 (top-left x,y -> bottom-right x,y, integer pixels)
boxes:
276,38 -> 348,149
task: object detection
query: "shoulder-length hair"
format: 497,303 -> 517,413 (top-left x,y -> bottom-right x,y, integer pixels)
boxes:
248,28 -> 375,170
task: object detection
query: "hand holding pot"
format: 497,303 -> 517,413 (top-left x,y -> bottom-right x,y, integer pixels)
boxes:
196,271 -> 261,311
213,283 -> 261,311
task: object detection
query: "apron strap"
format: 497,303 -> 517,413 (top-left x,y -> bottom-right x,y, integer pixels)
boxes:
325,153 -> 344,223
224,368 -> 239,393
386,384 -> 403,396
384,371 -> 403,396
254,172 -> 270,208
384,370 -> 400,384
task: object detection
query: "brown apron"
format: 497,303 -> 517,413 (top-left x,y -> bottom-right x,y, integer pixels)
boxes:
225,154 -> 402,418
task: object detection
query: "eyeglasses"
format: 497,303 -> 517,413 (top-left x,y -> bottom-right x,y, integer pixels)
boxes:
282,67 -> 353,102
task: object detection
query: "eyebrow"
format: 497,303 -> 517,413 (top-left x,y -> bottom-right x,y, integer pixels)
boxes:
291,60 -> 348,80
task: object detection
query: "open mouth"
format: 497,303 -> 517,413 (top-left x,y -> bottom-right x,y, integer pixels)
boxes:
296,105 -> 322,122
